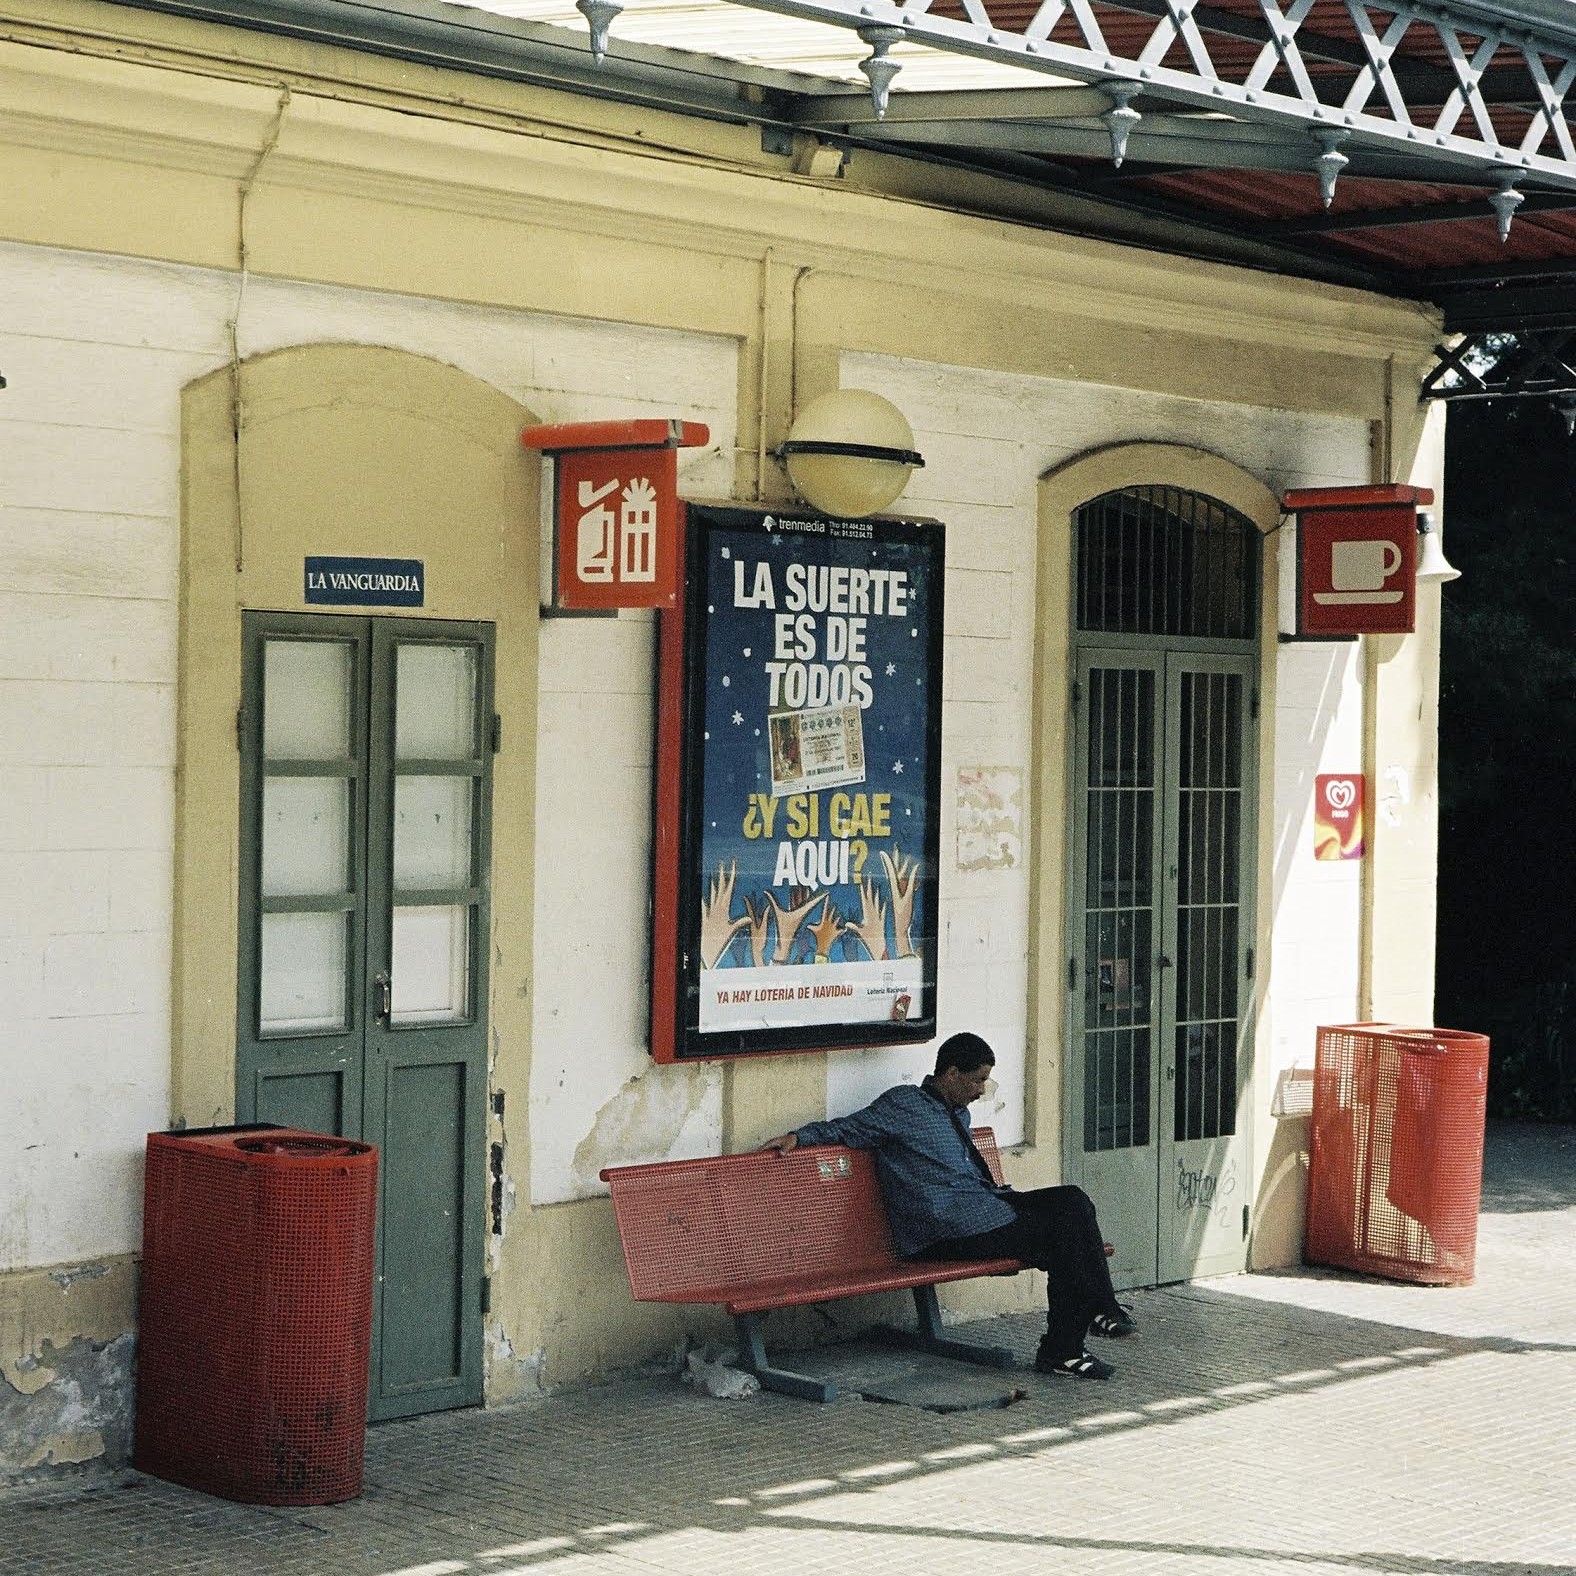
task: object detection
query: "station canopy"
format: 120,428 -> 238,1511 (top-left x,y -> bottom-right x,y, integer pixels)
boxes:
124,0 -> 1576,403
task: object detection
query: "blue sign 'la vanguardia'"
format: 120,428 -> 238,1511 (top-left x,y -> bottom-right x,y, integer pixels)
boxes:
304,556 -> 425,607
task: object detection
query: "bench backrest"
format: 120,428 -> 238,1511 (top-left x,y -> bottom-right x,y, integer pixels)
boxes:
601,1128 -> 1005,1303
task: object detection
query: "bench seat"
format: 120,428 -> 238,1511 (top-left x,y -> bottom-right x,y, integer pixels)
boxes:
600,1127 -> 1027,1400
707,1255 -> 1025,1316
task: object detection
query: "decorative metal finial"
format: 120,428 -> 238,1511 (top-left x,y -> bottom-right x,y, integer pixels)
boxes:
576,0 -> 623,65
1489,173 -> 1523,242
1102,83 -> 1142,168
858,26 -> 905,121
1313,130 -> 1349,209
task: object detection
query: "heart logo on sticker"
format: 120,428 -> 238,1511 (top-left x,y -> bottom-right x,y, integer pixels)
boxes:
1325,779 -> 1356,811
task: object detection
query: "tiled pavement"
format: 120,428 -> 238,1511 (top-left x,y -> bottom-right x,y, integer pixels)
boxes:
5,1120 -> 1573,1576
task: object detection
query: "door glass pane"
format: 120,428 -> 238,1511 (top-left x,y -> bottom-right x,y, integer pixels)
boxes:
262,778 -> 349,898
394,776 -> 474,891
1174,670 -> 1243,1141
264,640 -> 352,761
390,904 -> 471,1025
396,644 -> 477,761
1083,666 -> 1156,1153
260,911 -> 348,1033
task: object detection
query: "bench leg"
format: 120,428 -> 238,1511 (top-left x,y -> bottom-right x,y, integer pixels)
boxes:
904,1285 -> 1017,1369
733,1313 -> 837,1403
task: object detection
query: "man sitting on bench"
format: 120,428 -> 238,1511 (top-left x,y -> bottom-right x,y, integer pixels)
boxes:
760,1031 -> 1136,1380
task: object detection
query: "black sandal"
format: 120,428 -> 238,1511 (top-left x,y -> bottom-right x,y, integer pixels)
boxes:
1035,1347 -> 1114,1380
1090,1302 -> 1137,1339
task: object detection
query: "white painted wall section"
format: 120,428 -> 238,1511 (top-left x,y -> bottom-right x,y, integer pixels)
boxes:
0,239 -> 740,1258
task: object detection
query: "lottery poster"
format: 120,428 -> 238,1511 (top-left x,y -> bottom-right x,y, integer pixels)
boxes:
655,503 -> 944,1060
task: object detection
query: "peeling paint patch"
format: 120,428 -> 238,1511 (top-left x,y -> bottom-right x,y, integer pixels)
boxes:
568,1065 -> 714,1197
1,1332 -> 134,1481
485,1323 -> 545,1405
47,1262 -> 111,1292
956,765 -> 1023,872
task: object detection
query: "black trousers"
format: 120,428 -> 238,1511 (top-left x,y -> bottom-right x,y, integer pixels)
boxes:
926,1186 -> 1119,1357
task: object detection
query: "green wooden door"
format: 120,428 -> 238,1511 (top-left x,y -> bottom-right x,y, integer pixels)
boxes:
1067,650 -> 1258,1288
237,612 -> 492,1420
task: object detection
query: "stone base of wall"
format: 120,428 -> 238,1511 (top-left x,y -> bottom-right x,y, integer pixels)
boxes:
1,1257 -> 138,1484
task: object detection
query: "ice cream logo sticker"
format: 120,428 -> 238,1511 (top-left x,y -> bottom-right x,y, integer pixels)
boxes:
1314,773 -> 1365,861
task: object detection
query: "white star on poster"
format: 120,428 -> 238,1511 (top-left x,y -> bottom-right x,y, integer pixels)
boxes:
886,662 -> 896,676
893,760 -> 904,774
732,711 -> 744,725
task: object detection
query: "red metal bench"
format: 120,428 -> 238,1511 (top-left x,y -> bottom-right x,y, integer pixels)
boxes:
599,1127 -> 1025,1401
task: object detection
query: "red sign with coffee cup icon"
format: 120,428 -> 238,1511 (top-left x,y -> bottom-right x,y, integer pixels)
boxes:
1284,485 -> 1429,638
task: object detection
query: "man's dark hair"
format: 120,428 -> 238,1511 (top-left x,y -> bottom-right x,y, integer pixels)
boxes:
934,1032 -> 995,1076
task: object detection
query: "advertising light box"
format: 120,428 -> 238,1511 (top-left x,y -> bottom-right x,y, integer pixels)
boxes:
651,503 -> 945,1062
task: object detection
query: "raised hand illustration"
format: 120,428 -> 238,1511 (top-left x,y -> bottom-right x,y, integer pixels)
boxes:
880,846 -> 920,958
699,860 -> 749,968
744,894 -> 773,968
766,886 -> 825,964
846,878 -> 889,961
806,896 -> 845,962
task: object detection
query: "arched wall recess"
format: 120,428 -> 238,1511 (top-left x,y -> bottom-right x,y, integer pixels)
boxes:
175,343 -> 539,1417
1026,445 -> 1279,1277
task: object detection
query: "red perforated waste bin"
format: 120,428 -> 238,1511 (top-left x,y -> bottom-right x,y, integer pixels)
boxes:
134,1125 -> 379,1504
1306,1024 -> 1489,1285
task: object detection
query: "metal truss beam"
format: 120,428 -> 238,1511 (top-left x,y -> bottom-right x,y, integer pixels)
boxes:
731,0 -> 1576,192
1262,192 -> 1576,235
1422,327 -> 1576,398
850,113 -> 1510,180
1440,280 -> 1576,330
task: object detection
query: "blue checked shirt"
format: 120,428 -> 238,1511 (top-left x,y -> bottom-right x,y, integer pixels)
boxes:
793,1079 -> 1018,1257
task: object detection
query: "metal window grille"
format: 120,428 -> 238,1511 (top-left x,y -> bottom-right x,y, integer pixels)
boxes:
1075,487 -> 1259,640
1076,488 -> 1256,1155
1083,665 -> 1156,1153
1174,669 -> 1243,1144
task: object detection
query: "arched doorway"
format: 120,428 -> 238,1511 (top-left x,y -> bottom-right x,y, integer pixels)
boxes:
1067,483 -> 1262,1286
175,344 -> 539,1418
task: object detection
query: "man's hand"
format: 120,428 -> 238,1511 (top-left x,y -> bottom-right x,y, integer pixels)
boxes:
759,1133 -> 798,1154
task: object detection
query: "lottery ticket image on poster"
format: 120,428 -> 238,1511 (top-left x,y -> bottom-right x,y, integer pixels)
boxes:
767,704 -> 866,798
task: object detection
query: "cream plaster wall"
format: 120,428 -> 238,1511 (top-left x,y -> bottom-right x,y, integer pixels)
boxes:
0,237 -> 737,1264
0,4 -> 1447,1453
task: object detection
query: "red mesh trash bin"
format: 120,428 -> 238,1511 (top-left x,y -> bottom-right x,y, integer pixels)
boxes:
1306,1024 -> 1490,1285
135,1126 -> 379,1504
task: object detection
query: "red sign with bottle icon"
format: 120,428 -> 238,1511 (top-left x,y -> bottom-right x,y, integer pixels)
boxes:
1286,485 -> 1429,638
